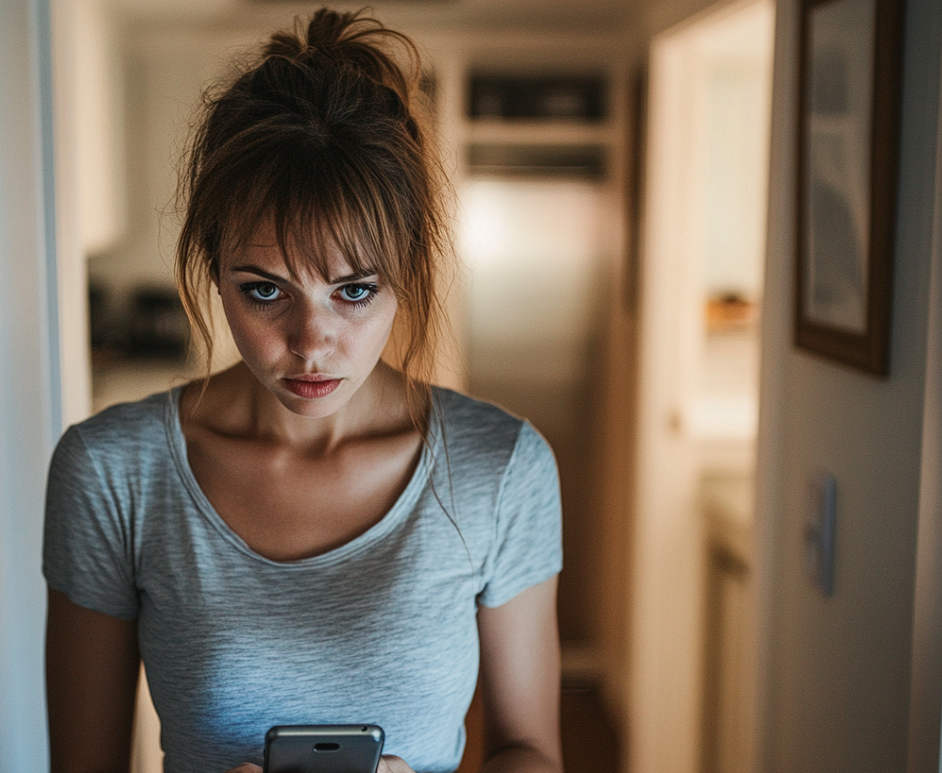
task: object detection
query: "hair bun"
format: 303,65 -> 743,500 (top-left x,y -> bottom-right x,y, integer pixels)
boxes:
261,9 -> 419,106
304,8 -> 353,50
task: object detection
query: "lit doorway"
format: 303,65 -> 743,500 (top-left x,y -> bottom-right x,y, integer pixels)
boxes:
629,2 -> 775,772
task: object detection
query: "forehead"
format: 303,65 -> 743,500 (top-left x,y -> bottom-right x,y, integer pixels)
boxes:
222,218 -> 363,281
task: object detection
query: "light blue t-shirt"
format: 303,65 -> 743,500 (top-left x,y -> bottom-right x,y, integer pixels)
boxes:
43,386 -> 562,773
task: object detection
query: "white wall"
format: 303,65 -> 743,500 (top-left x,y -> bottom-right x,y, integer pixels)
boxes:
754,0 -> 942,771
0,0 -> 61,768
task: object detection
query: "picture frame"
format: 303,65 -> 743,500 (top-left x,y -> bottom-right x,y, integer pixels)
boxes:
794,0 -> 904,376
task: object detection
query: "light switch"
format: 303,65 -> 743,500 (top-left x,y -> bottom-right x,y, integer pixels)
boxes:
805,472 -> 836,596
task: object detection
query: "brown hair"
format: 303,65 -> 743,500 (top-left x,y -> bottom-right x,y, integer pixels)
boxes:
175,8 -> 452,429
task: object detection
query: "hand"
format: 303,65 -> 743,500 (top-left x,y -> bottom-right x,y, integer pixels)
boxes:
224,757 -> 412,773
377,755 -> 417,773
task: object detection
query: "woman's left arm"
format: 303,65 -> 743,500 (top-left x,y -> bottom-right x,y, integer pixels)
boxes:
378,576 -> 562,773
474,575 -> 563,773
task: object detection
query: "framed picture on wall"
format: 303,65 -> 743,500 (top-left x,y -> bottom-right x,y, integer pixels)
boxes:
794,0 -> 904,376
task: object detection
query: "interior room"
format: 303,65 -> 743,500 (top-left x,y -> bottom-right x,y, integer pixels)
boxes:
3,0 -> 942,772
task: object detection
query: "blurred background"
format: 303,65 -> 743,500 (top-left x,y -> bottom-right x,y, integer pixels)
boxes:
55,0 -> 774,771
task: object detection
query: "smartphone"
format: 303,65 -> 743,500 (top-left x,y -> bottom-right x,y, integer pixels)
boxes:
263,724 -> 385,773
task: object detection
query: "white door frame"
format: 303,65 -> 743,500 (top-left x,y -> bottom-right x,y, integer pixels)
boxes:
0,0 -> 61,767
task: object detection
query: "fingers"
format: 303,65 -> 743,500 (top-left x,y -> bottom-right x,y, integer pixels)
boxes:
377,754 -> 416,773
224,756 -> 410,773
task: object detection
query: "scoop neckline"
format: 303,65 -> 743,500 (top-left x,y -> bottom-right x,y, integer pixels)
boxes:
163,384 -> 441,568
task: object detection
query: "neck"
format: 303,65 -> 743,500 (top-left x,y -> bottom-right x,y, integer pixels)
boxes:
186,360 -> 415,454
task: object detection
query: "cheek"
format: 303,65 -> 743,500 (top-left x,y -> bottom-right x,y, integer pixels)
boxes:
359,302 -> 398,353
221,300 -> 248,344
344,319 -> 392,364
221,298 -> 277,360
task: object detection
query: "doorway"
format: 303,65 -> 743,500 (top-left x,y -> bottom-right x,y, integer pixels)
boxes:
629,1 -> 775,772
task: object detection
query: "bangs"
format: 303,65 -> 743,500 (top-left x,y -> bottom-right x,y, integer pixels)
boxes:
210,132 -> 418,295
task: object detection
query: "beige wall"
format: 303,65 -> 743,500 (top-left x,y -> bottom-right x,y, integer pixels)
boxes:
754,1 -> 942,771
643,0 -> 734,41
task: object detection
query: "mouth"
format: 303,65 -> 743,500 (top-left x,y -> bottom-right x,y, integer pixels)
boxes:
281,375 -> 342,399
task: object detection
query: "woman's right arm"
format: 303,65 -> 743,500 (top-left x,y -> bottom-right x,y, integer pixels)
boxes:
46,588 -> 141,773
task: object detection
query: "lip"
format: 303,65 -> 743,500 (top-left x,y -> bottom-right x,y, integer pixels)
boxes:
282,376 -> 342,399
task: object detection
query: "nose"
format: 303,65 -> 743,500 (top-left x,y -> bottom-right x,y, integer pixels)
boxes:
287,301 -> 336,363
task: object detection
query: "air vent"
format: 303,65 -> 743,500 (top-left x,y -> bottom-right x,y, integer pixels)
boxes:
467,144 -> 607,179
469,74 -> 606,121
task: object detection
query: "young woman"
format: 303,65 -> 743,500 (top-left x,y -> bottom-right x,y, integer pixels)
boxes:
43,10 -> 562,773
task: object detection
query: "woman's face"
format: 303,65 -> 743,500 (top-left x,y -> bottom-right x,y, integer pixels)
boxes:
216,228 -> 399,419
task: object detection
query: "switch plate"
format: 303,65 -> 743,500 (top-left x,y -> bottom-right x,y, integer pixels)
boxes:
805,472 -> 836,596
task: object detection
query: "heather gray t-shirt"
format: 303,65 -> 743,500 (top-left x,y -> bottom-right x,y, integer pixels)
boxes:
43,386 -> 562,773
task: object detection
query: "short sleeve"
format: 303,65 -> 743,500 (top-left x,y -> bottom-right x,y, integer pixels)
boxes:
43,425 -> 141,619
478,422 -> 563,608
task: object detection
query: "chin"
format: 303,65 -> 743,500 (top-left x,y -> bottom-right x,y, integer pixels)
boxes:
276,392 -> 343,417
276,384 -> 356,418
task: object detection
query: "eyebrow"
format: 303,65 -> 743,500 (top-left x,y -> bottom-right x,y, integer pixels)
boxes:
228,265 -> 379,285
228,265 -> 287,283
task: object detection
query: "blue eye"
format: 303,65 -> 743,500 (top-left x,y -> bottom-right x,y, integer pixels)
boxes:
338,283 -> 377,304
242,282 -> 282,303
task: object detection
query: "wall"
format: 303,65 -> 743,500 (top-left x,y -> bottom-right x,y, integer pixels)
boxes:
754,0 -> 942,771
907,84 -> 942,771
52,0 -> 95,426
0,0 -> 60,768
87,25 -> 245,321
73,0 -> 127,257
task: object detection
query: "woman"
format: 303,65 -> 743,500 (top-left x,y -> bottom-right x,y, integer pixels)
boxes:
43,9 -> 562,773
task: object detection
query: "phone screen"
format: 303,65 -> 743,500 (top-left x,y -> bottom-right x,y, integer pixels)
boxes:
263,724 -> 385,773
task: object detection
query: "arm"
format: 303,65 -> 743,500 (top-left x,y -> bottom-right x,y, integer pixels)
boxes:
378,577 -> 562,773
476,576 -> 563,773
46,588 -> 141,773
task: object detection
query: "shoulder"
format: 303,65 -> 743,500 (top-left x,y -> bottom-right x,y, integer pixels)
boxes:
432,386 -> 524,443
431,390 -> 562,607
430,386 -> 556,474
71,389 -> 171,434
53,390 -> 176,473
